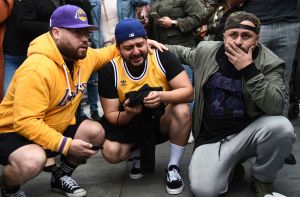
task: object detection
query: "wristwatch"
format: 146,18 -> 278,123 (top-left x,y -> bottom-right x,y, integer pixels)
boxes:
171,20 -> 177,27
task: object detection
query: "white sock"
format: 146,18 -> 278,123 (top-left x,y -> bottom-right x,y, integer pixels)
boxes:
168,143 -> 185,168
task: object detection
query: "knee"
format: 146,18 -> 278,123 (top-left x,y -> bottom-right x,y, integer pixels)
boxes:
190,182 -> 221,197
268,116 -> 296,143
189,169 -> 227,197
18,148 -> 46,175
82,120 -> 105,144
102,141 -> 128,164
173,104 -> 191,122
91,122 -> 105,144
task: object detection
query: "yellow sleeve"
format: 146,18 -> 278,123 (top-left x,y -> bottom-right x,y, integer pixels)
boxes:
89,44 -> 120,72
13,68 -> 72,155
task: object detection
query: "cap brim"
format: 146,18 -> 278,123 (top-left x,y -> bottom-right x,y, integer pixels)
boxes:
62,24 -> 99,30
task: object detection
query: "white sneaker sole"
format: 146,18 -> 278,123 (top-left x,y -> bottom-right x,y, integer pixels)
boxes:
166,184 -> 184,195
129,173 -> 144,179
52,188 -> 87,197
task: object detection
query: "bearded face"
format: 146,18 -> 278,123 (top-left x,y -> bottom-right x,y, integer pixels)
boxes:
118,37 -> 148,66
54,28 -> 90,61
57,38 -> 88,61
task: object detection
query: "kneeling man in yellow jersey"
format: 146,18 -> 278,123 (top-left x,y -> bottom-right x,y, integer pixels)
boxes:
98,18 -> 193,195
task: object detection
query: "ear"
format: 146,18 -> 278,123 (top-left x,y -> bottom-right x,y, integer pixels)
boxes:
51,27 -> 61,40
223,32 -> 226,44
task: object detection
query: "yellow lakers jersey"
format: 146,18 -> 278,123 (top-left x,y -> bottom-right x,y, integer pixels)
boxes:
112,49 -> 171,102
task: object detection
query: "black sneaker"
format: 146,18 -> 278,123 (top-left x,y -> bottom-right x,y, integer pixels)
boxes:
165,165 -> 184,195
0,180 -> 26,197
51,175 -> 86,197
128,157 -> 144,179
91,110 -> 101,122
0,189 -> 26,197
129,167 -> 144,179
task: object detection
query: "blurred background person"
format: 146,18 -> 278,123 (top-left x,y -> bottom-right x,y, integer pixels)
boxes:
0,0 -> 14,101
147,0 -> 211,143
244,0 -> 300,165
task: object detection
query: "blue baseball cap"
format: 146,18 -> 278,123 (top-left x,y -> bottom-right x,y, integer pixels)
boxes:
50,4 -> 98,30
115,18 -> 147,44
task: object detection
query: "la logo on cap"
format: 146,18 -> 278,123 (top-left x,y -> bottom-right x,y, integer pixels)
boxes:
129,33 -> 135,37
75,9 -> 87,22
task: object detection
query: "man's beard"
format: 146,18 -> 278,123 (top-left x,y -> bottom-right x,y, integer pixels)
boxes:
57,41 -> 87,61
123,52 -> 147,66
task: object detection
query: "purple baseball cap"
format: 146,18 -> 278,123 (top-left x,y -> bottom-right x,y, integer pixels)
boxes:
50,4 -> 98,30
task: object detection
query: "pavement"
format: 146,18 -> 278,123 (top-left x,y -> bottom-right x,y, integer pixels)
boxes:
2,102 -> 300,197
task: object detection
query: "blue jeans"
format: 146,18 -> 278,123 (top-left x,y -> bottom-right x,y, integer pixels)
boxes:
3,54 -> 26,95
87,72 -> 99,112
182,64 -> 194,112
259,22 -> 300,116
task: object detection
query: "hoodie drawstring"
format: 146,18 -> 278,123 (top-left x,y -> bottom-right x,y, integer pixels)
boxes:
218,137 -> 228,161
78,67 -> 82,91
62,64 -> 72,97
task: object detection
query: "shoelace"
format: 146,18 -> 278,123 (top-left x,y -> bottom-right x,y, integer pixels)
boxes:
167,168 -> 182,182
4,190 -> 26,197
60,176 -> 79,190
13,190 -> 26,197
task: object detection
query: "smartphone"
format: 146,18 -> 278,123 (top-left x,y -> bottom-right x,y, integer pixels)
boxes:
149,11 -> 160,19
90,145 -> 103,150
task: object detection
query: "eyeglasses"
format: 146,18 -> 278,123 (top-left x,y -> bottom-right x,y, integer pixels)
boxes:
61,28 -> 93,39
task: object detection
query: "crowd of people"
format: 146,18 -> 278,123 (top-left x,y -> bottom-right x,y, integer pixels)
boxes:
0,0 -> 299,197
